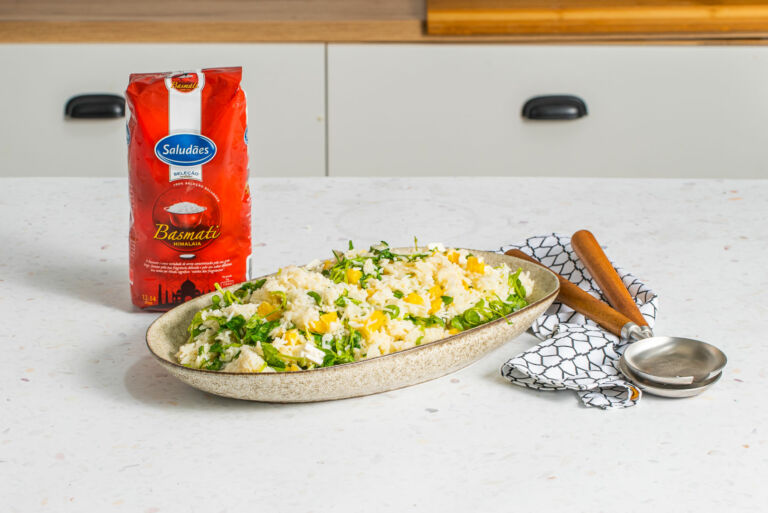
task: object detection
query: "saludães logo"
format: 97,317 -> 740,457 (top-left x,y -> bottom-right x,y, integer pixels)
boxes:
154,133 -> 217,166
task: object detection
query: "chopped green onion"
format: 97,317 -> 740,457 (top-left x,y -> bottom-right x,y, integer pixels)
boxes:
384,304 -> 400,319
270,290 -> 287,309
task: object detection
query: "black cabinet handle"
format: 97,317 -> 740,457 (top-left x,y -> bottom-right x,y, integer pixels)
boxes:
522,95 -> 587,120
65,94 -> 125,119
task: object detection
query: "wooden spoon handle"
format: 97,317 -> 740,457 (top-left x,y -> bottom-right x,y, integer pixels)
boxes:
570,229 -> 648,327
505,249 -> 631,336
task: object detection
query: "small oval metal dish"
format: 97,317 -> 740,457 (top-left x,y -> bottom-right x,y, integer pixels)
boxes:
146,249 -> 560,402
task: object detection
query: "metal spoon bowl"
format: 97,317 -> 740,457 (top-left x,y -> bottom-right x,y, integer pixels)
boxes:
621,335 -> 727,386
618,357 -> 722,398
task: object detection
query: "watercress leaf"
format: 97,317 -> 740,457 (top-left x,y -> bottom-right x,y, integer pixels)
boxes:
260,343 -> 286,369
335,290 -> 348,307
224,314 -> 246,332
307,291 -> 322,305
205,359 -> 223,371
450,316 -> 465,331
238,279 -> 267,294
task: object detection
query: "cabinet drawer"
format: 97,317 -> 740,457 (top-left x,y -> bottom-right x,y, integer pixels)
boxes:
328,45 -> 768,178
0,44 -> 325,177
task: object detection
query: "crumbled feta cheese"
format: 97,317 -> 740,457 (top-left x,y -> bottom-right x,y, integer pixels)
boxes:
301,343 -> 327,365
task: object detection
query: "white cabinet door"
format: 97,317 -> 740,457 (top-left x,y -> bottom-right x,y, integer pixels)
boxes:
0,44 -> 325,177
328,45 -> 768,178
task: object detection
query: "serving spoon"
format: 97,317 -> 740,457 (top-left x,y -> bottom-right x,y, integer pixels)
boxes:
570,230 -> 727,386
504,246 -> 727,397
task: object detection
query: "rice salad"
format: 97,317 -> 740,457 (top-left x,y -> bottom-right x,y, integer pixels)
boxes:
176,241 -> 534,373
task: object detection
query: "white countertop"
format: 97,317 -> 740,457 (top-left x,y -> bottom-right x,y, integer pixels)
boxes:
1,177 -> 766,513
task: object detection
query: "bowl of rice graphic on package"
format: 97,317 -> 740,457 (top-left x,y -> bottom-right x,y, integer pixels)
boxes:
164,201 -> 207,229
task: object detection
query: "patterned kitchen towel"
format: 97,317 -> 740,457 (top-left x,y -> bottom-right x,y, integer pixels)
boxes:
497,233 -> 658,409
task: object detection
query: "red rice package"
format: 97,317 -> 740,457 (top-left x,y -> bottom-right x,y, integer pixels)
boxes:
126,67 -> 251,310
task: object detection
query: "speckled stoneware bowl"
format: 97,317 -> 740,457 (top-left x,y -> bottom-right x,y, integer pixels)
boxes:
146,249 -> 559,402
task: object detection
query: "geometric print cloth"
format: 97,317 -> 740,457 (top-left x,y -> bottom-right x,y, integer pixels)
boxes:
497,233 -> 659,409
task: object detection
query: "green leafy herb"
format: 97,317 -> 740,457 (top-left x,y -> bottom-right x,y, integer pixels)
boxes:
243,317 -> 280,345
334,290 -> 360,307
307,291 -> 322,305
320,328 -> 362,367
441,295 -> 453,305
187,310 -> 206,339
450,316 -> 465,331
260,343 -> 287,370
214,283 -> 242,307
270,290 -> 288,309
204,359 -> 223,371
348,240 -> 354,250
405,314 -> 446,328
509,268 -> 527,299
234,279 -> 267,298
223,314 -> 246,333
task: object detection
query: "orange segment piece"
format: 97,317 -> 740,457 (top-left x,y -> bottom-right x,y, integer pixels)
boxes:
428,286 -> 444,314
284,329 -> 299,345
361,310 -> 387,339
257,301 -> 281,321
346,268 -> 362,285
311,311 -> 338,334
466,256 -> 485,274
404,292 -> 424,306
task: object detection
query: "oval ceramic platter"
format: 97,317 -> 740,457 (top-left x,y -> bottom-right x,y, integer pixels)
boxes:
146,249 -> 559,402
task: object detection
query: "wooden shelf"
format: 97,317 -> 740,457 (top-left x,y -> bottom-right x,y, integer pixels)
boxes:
428,0 -> 768,37
2,0 -> 768,42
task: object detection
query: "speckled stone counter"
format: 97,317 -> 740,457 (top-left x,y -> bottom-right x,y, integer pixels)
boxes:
1,177 -> 766,513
